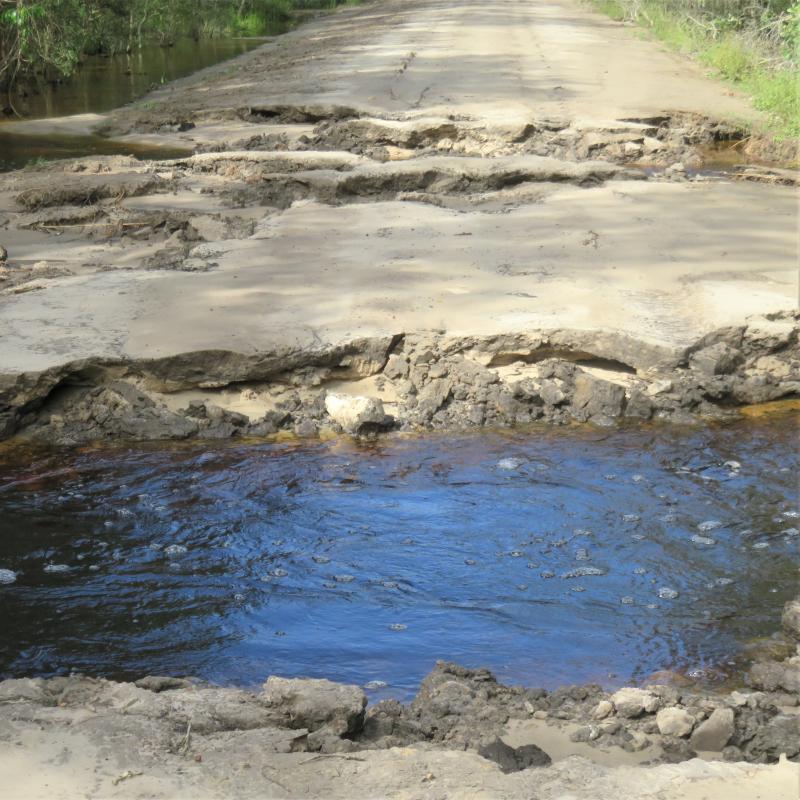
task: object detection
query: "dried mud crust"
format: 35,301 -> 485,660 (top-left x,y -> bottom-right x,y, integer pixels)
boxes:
0,599 -> 797,799
0,312 -> 797,444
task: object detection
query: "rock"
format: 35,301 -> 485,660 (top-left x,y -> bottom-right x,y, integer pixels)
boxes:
383,354 -> 409,380
592,700 -> 614,720
748,657 -> 800,693
689,707 -> 735,751
0,244 -> 7,264
625,730 -> 652,752
660,735 -> 697,763
690,343 -> 743,376
624,389 -> 653,419
415,378 -> 453,417
324,393 -> 392,434
744,714 -> 800,762
782,599 -> 800,640
0,678 -> 50,704
571,372 -> 626,422
477,737 -> 551,772
539,379 -> 567,406
134,676 -> 193,692
611,687 -> 660,718
261,676 -> 367,733
656,707 -> 695,737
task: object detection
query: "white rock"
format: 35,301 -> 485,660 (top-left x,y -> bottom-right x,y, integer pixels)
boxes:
592,700 -> 614,720
656,707 -> 695,737
611,687 -> 660,718
324,393 -> 389,434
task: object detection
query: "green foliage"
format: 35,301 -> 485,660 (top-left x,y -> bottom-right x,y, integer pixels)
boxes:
0,0 -> 361,94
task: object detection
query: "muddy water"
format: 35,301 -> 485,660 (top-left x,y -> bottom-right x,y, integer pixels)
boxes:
0,415 -> 797,699
0,35 -> 279,171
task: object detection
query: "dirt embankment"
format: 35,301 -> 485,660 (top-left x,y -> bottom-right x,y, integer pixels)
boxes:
1,599 -> 798,799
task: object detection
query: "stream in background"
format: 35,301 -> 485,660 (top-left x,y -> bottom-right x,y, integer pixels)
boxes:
0,34 -> 285,171
0,413 -> 797,699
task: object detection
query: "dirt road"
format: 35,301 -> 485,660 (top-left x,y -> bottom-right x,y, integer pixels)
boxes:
0,0 -> 796,440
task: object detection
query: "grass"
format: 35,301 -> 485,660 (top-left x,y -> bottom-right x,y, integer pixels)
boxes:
590,0 -> 800,140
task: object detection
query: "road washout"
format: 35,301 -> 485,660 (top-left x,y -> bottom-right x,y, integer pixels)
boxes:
0,1 -> 798,794
0,0 -> 797,444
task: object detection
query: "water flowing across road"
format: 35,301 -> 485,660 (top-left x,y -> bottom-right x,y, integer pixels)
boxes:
0,413 -> 797,699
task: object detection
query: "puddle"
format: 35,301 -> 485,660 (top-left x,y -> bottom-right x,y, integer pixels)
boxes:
0,414 -> 797,698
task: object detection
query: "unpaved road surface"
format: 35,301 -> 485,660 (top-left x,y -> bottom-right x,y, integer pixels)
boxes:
0,0 -> 796,441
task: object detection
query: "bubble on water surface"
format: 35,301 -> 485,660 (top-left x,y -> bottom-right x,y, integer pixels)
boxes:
496,457 -> 525,470
632,475 -> 644,483
715,577 -> 734,586
698,520 -> 723,532
752,542 -> 769,550
510,550 -> 523,558
388,624 -> 407,631
334,574 -> 355,583
622,514 -> 640,523
43,564 -> 71,573
723,460 -> 741,470
0,569 -> 16,584
464,558 -> 477,566
573,529 -> 592,537
574,548 -> 590,561
164,544 -> 187,555
269,568 -> 288,578
364,680 -> 387,690
88,565 -> 99,571
149,543 -> 163,551
621,596 -> 634,605
561,566 -> 606,579
633,568 -> 647,575
571,586 -> 586,593
540,571 -> 555,579
783,528 -> 799,537
658,587 -> 679,600
526,562 -> 539,569
234,593 -> 246,602
516,584 -> 529,591
631,534 -> 645,541
312,555 -> 331,564
691,535 -> 716,546
381,581 -> 399,589
401,538 -> 415,545
604,474 -> 617,480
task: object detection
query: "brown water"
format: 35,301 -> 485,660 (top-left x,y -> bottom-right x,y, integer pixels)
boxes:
0,35 -> 285,171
